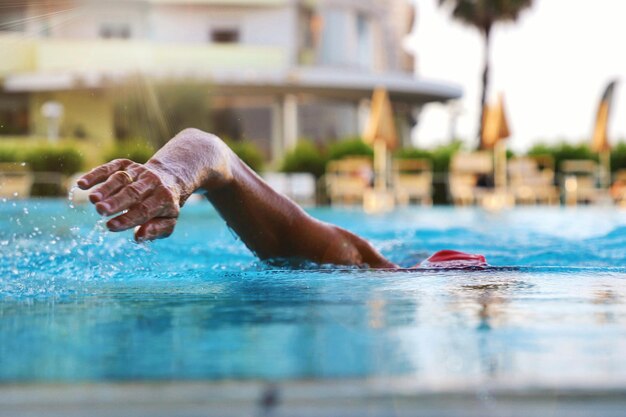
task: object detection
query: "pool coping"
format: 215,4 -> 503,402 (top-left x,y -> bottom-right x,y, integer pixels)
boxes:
2,378 -> 626,417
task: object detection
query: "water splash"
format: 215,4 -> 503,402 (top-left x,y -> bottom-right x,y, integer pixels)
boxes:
0,200 -> 164,300
67,185 -> 78,209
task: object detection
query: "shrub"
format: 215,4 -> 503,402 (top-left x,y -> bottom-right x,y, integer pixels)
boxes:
280,141 -> 327,178
394,147 -> 432,160
395,141 -> 463,173
327,138 -> 373,160
527,142 -> 596,173
430,141 -> 463,173
24,146 -> 83,175
0,146 -> 21,163
610,141 -> 626,173
225,140 -> 264,172
104,142 -> 155,164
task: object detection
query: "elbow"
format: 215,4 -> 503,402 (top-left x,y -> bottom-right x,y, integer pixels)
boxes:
150,128 -> 235,193
174,129 -> 235,185
175,128 -> 223,146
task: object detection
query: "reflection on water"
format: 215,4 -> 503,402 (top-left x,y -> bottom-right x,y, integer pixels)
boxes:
1,201 -> 626,386
0,274 -> 413,381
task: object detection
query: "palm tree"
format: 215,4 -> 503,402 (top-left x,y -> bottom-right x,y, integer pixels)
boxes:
438,0 -> 533,145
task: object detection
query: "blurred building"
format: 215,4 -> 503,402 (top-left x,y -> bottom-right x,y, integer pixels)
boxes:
0,0 -> 461,161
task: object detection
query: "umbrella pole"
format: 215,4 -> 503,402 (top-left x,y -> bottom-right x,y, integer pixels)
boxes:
600,150 -> 611,189
364,140 -> 394,213
494,140 -> 507,190
374,140 -> 387,191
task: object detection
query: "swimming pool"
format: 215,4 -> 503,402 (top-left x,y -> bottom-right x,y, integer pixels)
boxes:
1,200 -> 626,414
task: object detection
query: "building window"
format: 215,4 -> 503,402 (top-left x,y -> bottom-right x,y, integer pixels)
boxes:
298,6 -> 323,65
319,9 -> 350,67
355,12 -> 372,69
100,23 -> 131,39
0,95 -> 29,136
211,28 -> 239,44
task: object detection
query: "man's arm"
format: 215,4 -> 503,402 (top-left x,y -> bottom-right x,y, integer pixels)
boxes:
78,128 -> 396,268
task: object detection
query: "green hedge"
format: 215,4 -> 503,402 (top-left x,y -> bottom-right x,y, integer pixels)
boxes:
0,145 -> 84,197
395,141 -> 463,173
279,138 -> 374,177
327,138 -> 373,160
104,142 -> 155,164
23,147 -> 83,176
0,144 -> 84,175
0,147 -> 20,163
527,142 -> 596,173
225,140 -> 264,172
280,141 -> 327,178
611,142 -> 626,173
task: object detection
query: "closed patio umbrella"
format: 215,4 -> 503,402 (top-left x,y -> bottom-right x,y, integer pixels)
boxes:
362,87 -> 398,212
590,80 -> 618,188
480,94 -> 511,189
363,87 -> 399,191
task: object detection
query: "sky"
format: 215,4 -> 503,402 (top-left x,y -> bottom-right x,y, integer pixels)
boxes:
410,0 -> 626,152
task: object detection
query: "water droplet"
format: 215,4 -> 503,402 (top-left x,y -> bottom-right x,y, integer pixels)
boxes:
67,185 -> 78,209
23,207 -> 29,215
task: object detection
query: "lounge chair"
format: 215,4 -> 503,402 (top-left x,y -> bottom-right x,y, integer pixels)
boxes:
560,160 -> 601,205
508,156 -> 559,205
448,152 -> 493,206
610,169 -> 626,207
325,157 -> 373,206
262,172 -> 316,206
393,159 -> 432,206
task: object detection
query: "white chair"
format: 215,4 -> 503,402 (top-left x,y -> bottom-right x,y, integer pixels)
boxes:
393,159 -> 433,206
448,152 -> 493,206
262,172 -> 290,196
289,173 -> 316,205
0,163 -> 34,199
325,157 -> 373,206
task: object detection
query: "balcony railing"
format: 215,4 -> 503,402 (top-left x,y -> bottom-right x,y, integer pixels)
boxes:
0,35 -> 288,76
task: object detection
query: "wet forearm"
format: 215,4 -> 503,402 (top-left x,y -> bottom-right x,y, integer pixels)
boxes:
146,128 -> 394,267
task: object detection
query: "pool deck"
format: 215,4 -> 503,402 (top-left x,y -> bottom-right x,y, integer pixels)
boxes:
2,379 -> 626,417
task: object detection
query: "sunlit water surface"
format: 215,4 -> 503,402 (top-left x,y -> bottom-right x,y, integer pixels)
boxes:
1,200 -> 626,387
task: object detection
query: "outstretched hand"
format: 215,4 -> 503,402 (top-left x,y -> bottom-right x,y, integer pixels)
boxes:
77,159 -> 181,242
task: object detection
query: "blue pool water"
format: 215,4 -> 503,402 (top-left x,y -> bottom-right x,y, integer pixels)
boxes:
1,200 -> 626,387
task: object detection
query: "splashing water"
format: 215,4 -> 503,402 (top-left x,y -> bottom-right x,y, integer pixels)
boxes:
67,185 -> 78,210
0,199 -> 164,300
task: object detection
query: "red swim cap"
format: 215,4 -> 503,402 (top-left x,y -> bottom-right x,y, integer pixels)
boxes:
420,250 -> 487,268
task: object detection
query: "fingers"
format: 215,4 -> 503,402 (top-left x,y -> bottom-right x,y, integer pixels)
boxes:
94,175 -> 157,216
107,195 -> 168,232
89,164 -> 143,205
134,218 -> 177,242
83,160 -> 180,242
77,159 -> 133,190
